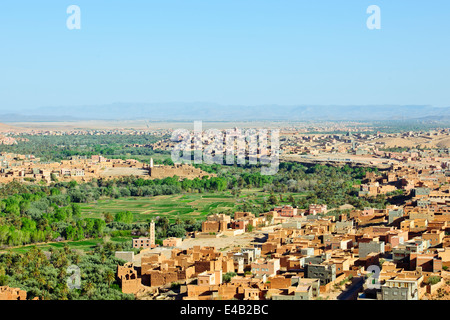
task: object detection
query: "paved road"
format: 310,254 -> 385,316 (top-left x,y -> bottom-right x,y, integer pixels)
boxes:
338,277 -> 365,300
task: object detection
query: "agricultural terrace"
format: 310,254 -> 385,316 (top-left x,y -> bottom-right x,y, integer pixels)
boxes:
80,189 -> 308,223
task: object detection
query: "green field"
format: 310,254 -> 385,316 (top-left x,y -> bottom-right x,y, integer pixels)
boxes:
80,193 -> 238,222
3,190 -> 307,254
80,189 -> 307,223
5,237 -> 131,254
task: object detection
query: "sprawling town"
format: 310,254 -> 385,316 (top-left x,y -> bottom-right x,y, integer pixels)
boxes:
114,160 -> 450,301
1,123 -> 450,302
1,3 -> 449,317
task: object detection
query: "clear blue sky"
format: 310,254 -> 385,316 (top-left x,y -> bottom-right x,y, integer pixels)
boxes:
0,0 -> 449,110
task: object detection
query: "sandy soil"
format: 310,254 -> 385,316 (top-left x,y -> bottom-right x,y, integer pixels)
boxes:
100,167 -> 149,177
0,122 -> 25,133
178,232 -> 260,252
132,230 -> 269,266
373,134 -> 450,149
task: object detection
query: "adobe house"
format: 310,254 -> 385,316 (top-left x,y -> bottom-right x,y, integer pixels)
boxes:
251,258 -> 280,277
409,253 -> 442,272
422,230 -> 445,247
163,237 -> 183,247
0,286 -> 27,300
117,264 -> 141,294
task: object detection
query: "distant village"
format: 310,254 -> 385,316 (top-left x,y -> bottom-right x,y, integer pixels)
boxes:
0,153 -> 211,184
148,127 -> 450,170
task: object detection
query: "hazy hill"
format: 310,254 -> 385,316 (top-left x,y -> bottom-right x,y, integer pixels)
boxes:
1,103 -> 450,122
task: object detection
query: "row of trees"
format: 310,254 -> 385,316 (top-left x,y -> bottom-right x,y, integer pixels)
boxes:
0,190 -> 108,246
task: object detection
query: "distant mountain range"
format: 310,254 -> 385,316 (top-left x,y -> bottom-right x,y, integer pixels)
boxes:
1,103 -> 450,122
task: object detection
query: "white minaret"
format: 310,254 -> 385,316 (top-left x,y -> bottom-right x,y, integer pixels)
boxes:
150,157 -> 154,168
150,220 -> 155,246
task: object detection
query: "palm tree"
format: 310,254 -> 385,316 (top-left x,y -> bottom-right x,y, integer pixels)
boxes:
46,280 -> 55,292
82,281 -> 95,297
58,290 -> 68,300
105,270 -> 115,287
4,254 -> 12,268
32,268 -> 41,278
63,244 -> 71,255
72,253 -> 81,265
58,268 -> 67,281
41,291 -> 51,300
37,275 -> 46,289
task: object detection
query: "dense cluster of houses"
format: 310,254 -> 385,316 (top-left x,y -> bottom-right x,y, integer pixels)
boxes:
0,135 -> 18,145
280,129 -> 450,166
114,162 -> 450,300
7,128 -> 170,137
358,163 -> 450,198
0,153 -> 146,184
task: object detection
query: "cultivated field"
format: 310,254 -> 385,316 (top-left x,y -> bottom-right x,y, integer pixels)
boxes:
5,236 -> 131,254
80,193 -> 237,222
80,189 -> 307,223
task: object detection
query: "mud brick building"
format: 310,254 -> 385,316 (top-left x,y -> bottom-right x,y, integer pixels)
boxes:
422,230 -> 445,247
149,163 -> 214,180
273,205 -> 298,218
251,258 -> 280,277
117,264 -> 141,294
163,237 -> 183,247
201,214 -> 230,233
0,286 -> 27,300
308,204 -> 327,215
358,240 -> 385,259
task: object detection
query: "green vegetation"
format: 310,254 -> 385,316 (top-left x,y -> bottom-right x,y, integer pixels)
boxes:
223,272 -> 237,283
1,134 -> 169,162
80,194 -> 236,223
0,162 -> 387,249
426,276 -> 442,285
0,243 -> 134,300
339,275 -> 353,286
7,237 -> 132,254
379,147 -> 410,153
